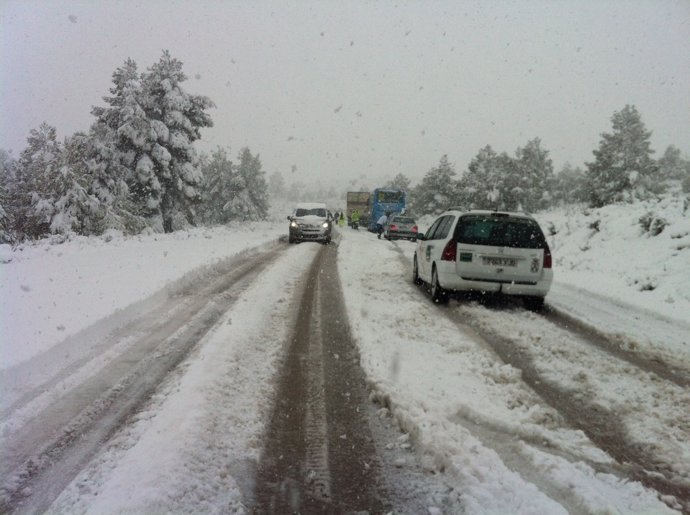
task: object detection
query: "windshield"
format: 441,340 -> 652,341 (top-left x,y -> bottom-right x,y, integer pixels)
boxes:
390,217 -> 415,224
375,191 -> 404,203
295,208 -> 327,217
454,215 -> 547,249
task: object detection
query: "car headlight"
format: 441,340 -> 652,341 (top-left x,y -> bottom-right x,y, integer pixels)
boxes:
290,221 -> 298,228
322,222 -> 329,228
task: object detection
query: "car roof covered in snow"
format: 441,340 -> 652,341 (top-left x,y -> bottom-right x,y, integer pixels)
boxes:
295,202 -> 327,210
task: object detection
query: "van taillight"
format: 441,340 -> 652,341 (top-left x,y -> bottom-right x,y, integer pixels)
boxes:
543,248 -> 552,268
441,240 -> 457,261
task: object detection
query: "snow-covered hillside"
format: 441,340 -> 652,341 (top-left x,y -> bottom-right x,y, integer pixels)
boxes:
535,192 -> 690,324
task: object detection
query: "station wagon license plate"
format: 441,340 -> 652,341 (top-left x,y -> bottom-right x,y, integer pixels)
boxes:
482,256 -> 517,267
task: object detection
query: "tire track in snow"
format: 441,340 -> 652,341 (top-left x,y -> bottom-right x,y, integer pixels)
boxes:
542,305 -> 690,388
446,304 -> 690,512
0,243 -> 286,514
254,241 -> 388,513
304,275 -> 332,503
390,240 -> 689,512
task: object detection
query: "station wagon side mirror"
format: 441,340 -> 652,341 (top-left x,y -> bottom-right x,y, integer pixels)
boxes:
416,234 -> 426,241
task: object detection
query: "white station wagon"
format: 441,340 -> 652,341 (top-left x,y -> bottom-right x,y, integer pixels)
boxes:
413,209 -> 553,309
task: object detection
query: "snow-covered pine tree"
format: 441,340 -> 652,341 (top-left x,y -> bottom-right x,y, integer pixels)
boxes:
459,145 -> 510,210
514,138 -> 554,212
492,152 -> 522,211
0,149 -> 16,243
385,173 -> 412,192
140,50 -> 214,232
224,147 -> 269,221
585,105 -> 658,207
48,133 -> 99,235
552,163 -> 587,205
92,58 -> 160,227
13,123 -> 63,239
83,124 -> 135,233
657,145 -> 690,182
410,155 -> 457,216
199,147 -> 234,224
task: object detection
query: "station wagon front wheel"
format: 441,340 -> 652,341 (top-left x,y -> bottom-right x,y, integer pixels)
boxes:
430,266 -> 449,304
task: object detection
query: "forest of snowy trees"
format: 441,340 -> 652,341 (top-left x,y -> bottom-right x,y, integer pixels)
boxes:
405,105 -> 690,216
2,56 -> 689,246
0,51 -> 269,244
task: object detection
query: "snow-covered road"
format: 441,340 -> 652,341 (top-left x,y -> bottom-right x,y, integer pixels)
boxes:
340,230 -> 687,514
1,220 -> 688,513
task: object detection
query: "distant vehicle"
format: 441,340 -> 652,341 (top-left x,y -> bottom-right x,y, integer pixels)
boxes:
384,214 -> 419,241
287,202 -> 331,244
346,191 -> 370,227
413,209 -> 553,309
367,188 -> 406,231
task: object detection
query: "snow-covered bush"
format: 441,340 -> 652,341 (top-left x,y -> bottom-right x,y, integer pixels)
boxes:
638,212 -> 668,236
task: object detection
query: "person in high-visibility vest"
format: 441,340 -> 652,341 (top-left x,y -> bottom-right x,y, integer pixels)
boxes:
351,210 -> 360,230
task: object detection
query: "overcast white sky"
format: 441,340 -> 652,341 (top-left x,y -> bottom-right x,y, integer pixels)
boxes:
1,0 -> 689,189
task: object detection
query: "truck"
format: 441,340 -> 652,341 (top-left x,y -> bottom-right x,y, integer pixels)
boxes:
345,191 -> 371,227
367,188 -> 407,231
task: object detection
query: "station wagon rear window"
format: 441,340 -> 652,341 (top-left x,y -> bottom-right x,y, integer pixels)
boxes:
454,215 -> 547,249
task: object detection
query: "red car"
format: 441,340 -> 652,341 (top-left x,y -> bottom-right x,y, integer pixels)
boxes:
384,215 -> 419,241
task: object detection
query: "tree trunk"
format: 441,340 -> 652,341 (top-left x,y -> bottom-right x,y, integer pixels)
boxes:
161,190 -> 174,233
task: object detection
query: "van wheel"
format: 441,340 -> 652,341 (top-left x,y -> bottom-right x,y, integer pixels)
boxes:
413,255 -> 423,285
431,266 -> 449,304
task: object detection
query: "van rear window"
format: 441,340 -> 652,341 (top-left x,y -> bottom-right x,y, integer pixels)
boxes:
454,215 -> 547,249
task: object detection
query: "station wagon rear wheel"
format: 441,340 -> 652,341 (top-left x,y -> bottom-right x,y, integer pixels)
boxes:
413,255 -> 422,285
523,296 -> 545,311
431,266 -> 449,304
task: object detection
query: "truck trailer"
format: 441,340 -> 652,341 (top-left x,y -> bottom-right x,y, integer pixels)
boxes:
345,191 -> 371,227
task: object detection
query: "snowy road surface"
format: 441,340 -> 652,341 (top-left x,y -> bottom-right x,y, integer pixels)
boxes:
1,223 -> 688,513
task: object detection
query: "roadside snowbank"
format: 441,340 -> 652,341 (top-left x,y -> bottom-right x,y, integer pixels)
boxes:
0,222 -> 284,370
534,193 -> 690,324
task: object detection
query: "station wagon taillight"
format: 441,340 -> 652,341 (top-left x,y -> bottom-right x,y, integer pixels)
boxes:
441,240 -> 457,261
412,226 -> 418,232
543,248 -> 552,268
390,224 -> 398,231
